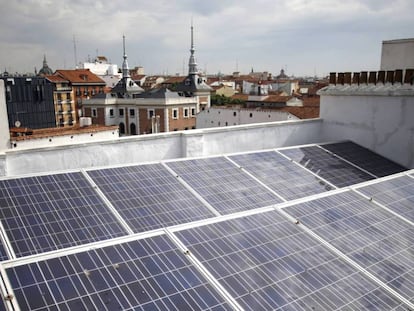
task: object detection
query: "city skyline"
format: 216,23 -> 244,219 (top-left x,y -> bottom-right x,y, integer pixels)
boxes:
1,0 -> 413,77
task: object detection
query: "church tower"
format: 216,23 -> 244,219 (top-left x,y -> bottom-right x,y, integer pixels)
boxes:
176,22 -> 211,111
111,35 -> 143,98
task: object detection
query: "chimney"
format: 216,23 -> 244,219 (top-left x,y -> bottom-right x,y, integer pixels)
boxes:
404,69 -> 414,84
360,71 -> 368,84
0,80 -> 11,151
368,71 -> 377,84
394,69 -> 403,84
352,72 -> 360,85
329,72 -> 336,85
344,72 -> 352,84
337,73 -> 345,85
386,71 -> 394,84
377,71 -> 385,84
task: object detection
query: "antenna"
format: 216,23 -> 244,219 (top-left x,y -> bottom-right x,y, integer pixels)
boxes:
73,35 -> 78,68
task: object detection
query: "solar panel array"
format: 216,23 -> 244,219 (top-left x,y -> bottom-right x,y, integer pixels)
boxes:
0,141 -> 412,310
87,164 -> 216,233
279,145 -> 376,187
228,151 -> 333,200
165,157 -> 283,214
0,172 -> 128,258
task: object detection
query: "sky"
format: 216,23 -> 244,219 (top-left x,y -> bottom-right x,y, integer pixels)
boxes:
0,0 -> 413,77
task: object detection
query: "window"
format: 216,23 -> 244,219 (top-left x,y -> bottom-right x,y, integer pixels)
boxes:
109,109 -> 114,117
250,113 -> 253,118
147,109 -> 155,119
5,85 -> 12,101
191,108 -> 196,116
130,109 -> 135,116
92,108 -> 97,118
233,111 -> 237,116
172,108 -> 178,120
183,108 -> 189,118
118,108 -> 124,117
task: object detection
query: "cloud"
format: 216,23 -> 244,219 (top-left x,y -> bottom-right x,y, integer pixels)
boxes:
0,0 -> 413,76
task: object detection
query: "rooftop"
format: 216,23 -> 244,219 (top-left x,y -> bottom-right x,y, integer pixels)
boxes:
0,65 -> 413,309
0,139 -> 413,310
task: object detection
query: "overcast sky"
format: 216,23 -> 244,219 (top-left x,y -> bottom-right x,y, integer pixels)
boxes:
1,0 -> 413,77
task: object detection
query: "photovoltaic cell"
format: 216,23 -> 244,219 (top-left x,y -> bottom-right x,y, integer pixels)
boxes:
284,191 -> 414,304
0,242 -> 8,262
357,175 -> 414,222
320,141 -> 407,177
229,151 -> 333,200
0,173 -> 128,257
279,146 -> 375,187
87,164 -> 216,233
174,210 -> 408,310
6,235 -> 233,311
166,157 -> 283,214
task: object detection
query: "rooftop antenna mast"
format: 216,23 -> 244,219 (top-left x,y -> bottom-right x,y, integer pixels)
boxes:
73,35 -> 78,68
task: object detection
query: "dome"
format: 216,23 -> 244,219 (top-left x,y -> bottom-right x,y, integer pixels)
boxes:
38,55 -> 53,76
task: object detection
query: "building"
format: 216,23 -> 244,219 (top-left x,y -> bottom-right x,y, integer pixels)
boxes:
45,75 -> 76,127
196,106 -> 298,128
54,69 -> 106,121
83,36 -> 197,135
0,39 -> 414,311
81,56 -> 121,88
381,38 -> 414,70
0,75 -> 56,129
37,55 -> 53,76
176,24 -> 212,111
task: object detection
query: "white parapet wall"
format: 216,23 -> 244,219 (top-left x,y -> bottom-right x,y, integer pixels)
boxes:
0,80 -> 10,153
1,119 -> 323,176
320,85 -> 414,168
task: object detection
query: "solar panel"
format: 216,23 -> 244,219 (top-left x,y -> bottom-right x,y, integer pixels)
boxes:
279,146 -> 375,187
320,141 -> 407,177
5,235 -> 234,310
174,210 -> 408,310
284,191 -> 414,304
87,164 -> 216,233
166,157 -> 283,214
357,175 -> 414,222
0,173 -> 128,258
229,151 -> 333,200
0,237 -> 9,262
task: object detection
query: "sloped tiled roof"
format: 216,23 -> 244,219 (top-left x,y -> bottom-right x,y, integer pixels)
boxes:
45,75 -> 68,83
55,69 -> 106,85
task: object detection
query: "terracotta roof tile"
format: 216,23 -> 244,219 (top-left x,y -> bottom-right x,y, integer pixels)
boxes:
55,69 -> 105,85
45,75 -> 68,83
162,76 -> 186,84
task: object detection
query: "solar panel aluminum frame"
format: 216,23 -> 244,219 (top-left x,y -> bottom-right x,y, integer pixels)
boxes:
160,162 -> 221,217
80,169 -> 135,235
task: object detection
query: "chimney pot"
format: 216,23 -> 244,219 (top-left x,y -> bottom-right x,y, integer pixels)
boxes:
404,69 -> 414,84
368,71 -> 377,84
377,71 -> 385,84
352,72 -> 360,85
337,73 -> 345,85
329,72 -> 336,85
344,72 -> 352,84
360,71 -> 368,84
386,71 -> 394,84
394,69 -> 403,83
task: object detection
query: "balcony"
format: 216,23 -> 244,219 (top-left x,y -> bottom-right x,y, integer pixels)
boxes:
56,87 -> 72,92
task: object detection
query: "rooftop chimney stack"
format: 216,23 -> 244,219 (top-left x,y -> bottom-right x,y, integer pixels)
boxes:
377,71 -> 385,84
394,69 -> 403,84
368,72 -> 377,84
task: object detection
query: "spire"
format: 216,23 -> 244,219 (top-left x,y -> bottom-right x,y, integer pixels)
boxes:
43,54 -> 47,67
188,21 -> 198,75
122,35 -> 130,79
